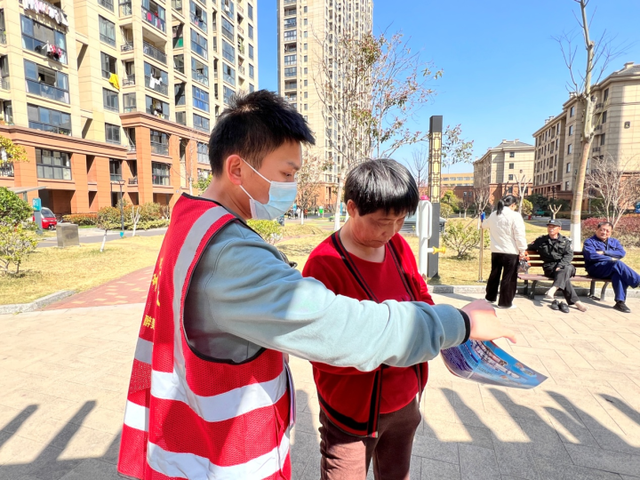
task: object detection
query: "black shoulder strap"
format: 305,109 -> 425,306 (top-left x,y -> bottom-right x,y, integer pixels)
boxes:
330,232 -> 378,302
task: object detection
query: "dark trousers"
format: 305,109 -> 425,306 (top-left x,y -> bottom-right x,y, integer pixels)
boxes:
543,265 -> 579,304
319,398 -> 422,480
486,252 -> 520,307
587,261 -> 640,302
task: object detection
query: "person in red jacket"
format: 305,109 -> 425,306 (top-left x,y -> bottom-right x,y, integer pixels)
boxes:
303,159 -> 435,480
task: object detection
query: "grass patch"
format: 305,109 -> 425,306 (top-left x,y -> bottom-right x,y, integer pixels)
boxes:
281,224 -> 327,237
0,236 -> 163,305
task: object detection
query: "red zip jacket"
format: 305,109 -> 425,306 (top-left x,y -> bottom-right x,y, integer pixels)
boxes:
302,232 -> 433,437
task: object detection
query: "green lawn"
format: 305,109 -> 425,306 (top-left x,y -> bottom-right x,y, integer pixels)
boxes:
2,218 -> 638,305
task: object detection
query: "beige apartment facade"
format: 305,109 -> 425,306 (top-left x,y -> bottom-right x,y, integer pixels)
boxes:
0,0 -> 257,215
473,139 -> 534,205
277,0 -> 372,209
532,62 -> 640,203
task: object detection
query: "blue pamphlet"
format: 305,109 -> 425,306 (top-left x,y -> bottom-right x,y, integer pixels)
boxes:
441,340 -> 547,389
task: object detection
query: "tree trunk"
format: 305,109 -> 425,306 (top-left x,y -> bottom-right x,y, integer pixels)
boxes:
100,230 -> 108,252
333,170 -> 345,232
569,136 -> 594,245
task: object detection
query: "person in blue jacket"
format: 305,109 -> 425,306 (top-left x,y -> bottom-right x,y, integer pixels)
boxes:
583,221 -> 640,313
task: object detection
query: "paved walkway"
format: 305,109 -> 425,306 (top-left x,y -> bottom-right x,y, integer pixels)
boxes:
2,291 -> 640,479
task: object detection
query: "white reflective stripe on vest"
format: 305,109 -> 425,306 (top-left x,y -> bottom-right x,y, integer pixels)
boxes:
123,400 -> 150,432
147,429 -> 290,479
151,367 -> 288,422
134,337 -> 153,365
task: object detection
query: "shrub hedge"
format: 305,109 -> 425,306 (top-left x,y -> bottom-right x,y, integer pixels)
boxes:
582,215 -> 640,247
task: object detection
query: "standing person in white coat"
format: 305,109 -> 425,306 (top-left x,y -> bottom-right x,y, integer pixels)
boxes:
482,195 -> 528,309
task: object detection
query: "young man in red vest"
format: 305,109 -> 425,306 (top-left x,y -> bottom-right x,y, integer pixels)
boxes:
118,91 -> 516,480
303,159 -> 435,479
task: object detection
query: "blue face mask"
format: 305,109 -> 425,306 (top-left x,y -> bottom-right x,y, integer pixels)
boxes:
240,159 -> 298,220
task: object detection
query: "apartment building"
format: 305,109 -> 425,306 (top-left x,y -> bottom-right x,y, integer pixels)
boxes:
0,0 -> 257,215
473,139 -> 534,204
276,0 -> 372,208
532,62 -> 640,202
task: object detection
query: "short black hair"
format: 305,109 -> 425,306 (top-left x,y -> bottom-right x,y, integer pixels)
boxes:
597,221 -> 613,230
208,90 -> 315,176
344,159 -> 419,216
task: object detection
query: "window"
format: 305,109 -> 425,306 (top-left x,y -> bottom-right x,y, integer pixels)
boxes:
604,88 -> 609,102
284,67 -> 296,77
284,54 -> 296,65
249,64 -> 254,79
568,125 -> 573,136
193,85 -> 209,112
565,181 -> 569,191
284,18 -> 296,29
123,93 -> 136,112
144,62 -> 169,95
191,29 -> 208,60
193,113 -> 210,132
602,111 -> 607,124
101,52 -> 117,79
109,159 -> 122,181
142,0 -> 166,32
174,54 -> 185,74
36,149 -> 71,180
222,63 -> 236,86
248,24 -> 254,39
509,152 -> 515,158
99,16 -> 116,46
284,30 -> 296,41
175,82 -> 186,105
222,0 -> 235,18
176,111 -> 186,125
152,161 -> 170,185
600,133 -> 606,146
249,83 -> 254,92
566,162 -> 571,173
99,0 -> 114,11
223,85 -> 234,105
27,104 -> 71,135
508,162 -> 514,169
567,144 -> 573,154
508,174 -> 514,181
570,106 -> 575,117
222,39 -> 235,63
221,18 -> 234,41
191,58 -> 209,85
248,3 -> 254,20
197,142 -> 208,164
24,60 -> 70,103
103,88 -> 119,112
146,95 -> 170,119
190,1 -> 207,32
150,129 -> 169,155
21,15 -> 67,64
105,123 -> 120,144
249,44 -> 254,60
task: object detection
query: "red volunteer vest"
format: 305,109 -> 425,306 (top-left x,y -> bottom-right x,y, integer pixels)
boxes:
118,195 -> 292,479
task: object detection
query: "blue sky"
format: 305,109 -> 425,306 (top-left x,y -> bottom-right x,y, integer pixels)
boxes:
258,0 -> 640,173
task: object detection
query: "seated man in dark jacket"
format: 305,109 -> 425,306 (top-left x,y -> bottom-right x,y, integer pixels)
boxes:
528,219 -> 587,313
583,221 -> 640,313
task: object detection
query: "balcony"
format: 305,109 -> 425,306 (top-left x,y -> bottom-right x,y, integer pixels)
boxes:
119,1 -> 132,16
593,146 -> 601,152
129,176 -> 138,184
143,41 -> 167,64
142,6 -> 166,32
171,0 -> 183,11
110,174 -> 123,182
0,30 -> 6,45
595,102 -> 604,109
238,65 -> 245,76
151,141 -> 169,156
29,121 -> 71,136
26,80 -> 70,104
0,78 -> 9,90
145,75 -> 168,95
22,34 -> 68,64
0,162 -> 13,177
123,75 -> 136,86
175,111 -> 187,125
284,81 -> 297,90
192,72 -> 209,86
99,0 -> 115,10
121,41 -> 134,52
284,0 -> 296,4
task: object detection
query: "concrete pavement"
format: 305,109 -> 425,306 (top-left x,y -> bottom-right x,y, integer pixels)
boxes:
2,293 -> 640,479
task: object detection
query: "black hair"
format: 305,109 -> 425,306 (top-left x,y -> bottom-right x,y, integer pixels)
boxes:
208,90 -> 315,176
597,221 -> 613,230
496,194 -> 519,216
344,159 -> 419,216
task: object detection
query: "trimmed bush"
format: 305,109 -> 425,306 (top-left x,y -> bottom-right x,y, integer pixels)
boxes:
62,213 -> 98,226
0,223 -> 38,275
442,219 -> 483,259
247,219 -> 283,245
582,215 -> 640,247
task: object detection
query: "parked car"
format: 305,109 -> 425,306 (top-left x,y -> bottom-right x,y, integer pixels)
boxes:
33,207 -> 58,229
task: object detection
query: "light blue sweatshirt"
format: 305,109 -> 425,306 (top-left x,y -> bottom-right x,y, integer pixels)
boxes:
184,220 -> 468,372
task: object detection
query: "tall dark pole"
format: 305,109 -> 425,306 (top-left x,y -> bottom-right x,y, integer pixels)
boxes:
427,116 -> 443,279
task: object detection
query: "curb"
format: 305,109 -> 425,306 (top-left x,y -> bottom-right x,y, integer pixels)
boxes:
428,284 -> 640,299
0,290 -> 75,315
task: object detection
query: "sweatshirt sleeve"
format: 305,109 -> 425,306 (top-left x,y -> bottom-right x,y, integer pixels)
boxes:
198,223 -> 468,371
582,237 -> 603,263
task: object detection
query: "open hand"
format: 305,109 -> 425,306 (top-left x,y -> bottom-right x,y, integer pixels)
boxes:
462,299 -> 517,344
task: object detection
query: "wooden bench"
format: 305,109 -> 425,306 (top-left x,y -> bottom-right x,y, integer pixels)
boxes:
518,250 -> 611,301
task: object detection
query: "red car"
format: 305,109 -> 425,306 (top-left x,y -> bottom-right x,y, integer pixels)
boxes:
33,207 -> 58,229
